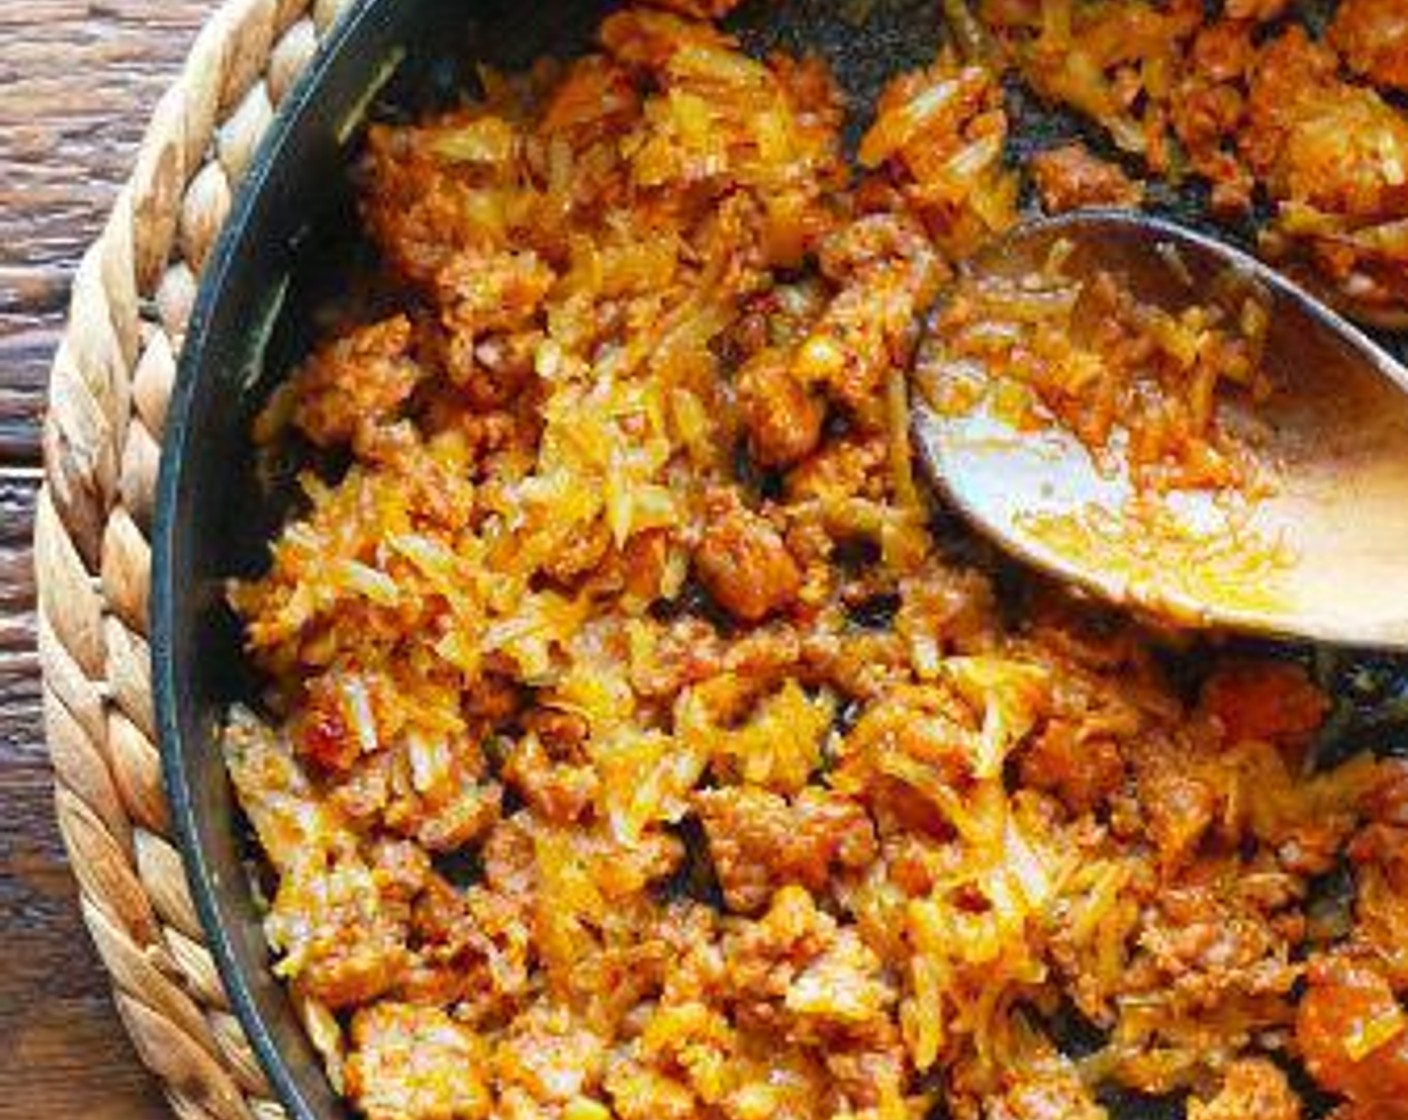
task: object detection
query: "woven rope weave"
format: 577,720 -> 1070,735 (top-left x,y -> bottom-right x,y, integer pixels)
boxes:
35,2 -> 352,1115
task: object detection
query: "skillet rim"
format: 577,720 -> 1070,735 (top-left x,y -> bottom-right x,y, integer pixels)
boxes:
153,2 -> 392,1115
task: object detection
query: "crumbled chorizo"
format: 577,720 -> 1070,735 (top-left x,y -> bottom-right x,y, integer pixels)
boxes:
722,884 -> 839,1029
1297,955 -> 1408,1111
786,434 -> 889,503
693,489 -> 802,622
432,249 -> 554,407
1225,0 -> 1291,20
816,211 -> 940,286
1135,744 -> 1219,869
894,560 -> 999,661
224,713 -> 414,1008
1188,1059 -> 1300,1120
1331,0 -> 1408,92
1031,144 -> 1144,214
1019,726 -> 1125,815
493,1007 -> 607,1105
502,732 -> 600,823
345,1004 -> 492,1120
735,348 -> 826,468
784,926 -> 896,1035
694,786 -> 878,913
983,1056 -> 1108,1120
1249,28 -> 1408,228
796,264 -> 928,415
285,316 -> 424,449
1199,660 -> 1329,748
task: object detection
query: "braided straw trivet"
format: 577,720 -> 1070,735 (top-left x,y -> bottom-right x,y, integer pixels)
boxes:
35,2 -> 355,1116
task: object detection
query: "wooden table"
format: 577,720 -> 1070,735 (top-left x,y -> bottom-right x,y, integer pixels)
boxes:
2,5 -> 215,1117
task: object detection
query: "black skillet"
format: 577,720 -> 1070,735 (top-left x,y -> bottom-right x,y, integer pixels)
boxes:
152,1 -> 1407,1118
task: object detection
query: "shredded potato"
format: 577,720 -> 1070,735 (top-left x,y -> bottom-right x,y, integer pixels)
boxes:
917,257 -> 1277,495
224,6 -> 1408,1120
982,0 -> 1408,318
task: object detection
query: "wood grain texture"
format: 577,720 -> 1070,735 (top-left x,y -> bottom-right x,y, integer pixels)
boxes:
0,0 -> 213,463
1,2 -> 216,1116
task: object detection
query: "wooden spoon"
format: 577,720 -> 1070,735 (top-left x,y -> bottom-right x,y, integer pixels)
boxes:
910,210 -> 1408,649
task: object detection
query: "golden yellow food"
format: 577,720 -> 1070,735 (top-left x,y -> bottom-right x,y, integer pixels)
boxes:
225,6 -> 1408,1120
1029,144 -> 1144,215
980,0 -> 1408,319
918,255 -> 1275,495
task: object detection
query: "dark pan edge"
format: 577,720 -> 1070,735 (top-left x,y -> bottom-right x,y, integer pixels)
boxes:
154,2 -> 399,1116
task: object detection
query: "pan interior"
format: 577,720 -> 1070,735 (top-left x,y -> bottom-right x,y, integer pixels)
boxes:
157,3 -> 1407,1120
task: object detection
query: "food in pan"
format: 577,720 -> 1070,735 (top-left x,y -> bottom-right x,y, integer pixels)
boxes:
981,0 -> 1408,320
917,253 -> 1277,496
224,4 -> 1408,1119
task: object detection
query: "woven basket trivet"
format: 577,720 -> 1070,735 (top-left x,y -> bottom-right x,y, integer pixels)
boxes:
34,2 -> 355,1117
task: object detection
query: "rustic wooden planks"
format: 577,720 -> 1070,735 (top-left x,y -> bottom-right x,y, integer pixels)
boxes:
1,3 -> 215,1116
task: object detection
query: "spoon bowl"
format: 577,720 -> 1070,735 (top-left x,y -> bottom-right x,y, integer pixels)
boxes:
911,210 -> 1408,649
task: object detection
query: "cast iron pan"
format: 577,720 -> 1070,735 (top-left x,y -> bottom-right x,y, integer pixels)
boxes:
153,2 -> 1408,1118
